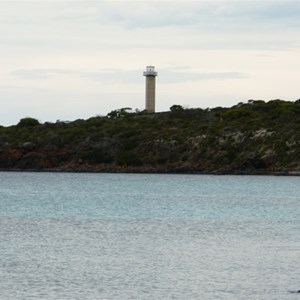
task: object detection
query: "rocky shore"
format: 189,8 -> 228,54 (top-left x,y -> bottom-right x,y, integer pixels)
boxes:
1,100 -> 300,175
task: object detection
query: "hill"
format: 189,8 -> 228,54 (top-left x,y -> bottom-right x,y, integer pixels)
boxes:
1,99 -> 300,174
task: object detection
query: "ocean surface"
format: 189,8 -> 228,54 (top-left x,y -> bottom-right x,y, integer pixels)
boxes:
0,172 -> 300,299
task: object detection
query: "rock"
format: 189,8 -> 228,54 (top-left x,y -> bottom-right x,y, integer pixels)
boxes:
0,142 -> 11,150
21,142 -> 36,151
251,129 -> 275,139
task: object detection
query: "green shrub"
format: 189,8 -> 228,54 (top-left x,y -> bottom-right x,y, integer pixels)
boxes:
17,117 -> 40,127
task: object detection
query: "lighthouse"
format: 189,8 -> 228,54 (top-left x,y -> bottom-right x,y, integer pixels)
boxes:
143,66 -> 157,113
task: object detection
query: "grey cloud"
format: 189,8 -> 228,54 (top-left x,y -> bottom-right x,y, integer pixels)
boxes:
93,1 -> 300,29
160,71 -> 248,84
6,1 -> 298,30
12,68 -> 248,84
81,69 -> 249,84
1,1 -> 299,53
12,69 -> 83,80
12,69 -> 139,83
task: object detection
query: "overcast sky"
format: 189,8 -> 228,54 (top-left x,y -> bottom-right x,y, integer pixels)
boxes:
1,0 -> 300,125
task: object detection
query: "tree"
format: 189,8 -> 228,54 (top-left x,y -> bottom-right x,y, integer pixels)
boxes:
17,117 -> 40,127
107,108 -> 132,119
170,105 -> 184,112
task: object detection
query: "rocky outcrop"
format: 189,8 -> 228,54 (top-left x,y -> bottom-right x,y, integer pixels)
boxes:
1,99 -> 300,174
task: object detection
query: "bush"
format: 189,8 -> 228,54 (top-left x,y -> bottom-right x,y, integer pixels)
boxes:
17,117 -> 40,127
170,104 -> 184,112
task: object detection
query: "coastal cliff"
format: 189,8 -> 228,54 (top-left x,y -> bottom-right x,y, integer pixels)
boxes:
1,99 -> 300,175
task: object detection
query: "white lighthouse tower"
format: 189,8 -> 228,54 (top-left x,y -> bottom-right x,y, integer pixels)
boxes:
143,66 -> 157,113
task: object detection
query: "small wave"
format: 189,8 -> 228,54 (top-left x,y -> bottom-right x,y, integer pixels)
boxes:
288,290 -> 300,294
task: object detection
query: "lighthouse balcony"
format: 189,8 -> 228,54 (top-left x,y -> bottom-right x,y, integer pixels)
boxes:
143,71 -> 157,76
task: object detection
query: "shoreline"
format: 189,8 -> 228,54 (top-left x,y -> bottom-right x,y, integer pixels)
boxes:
2,101 -> 300,178
1,167 -> 300,176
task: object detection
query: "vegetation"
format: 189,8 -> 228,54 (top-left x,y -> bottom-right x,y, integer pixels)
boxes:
17,117 -> 40,127
1,99 -> 300,174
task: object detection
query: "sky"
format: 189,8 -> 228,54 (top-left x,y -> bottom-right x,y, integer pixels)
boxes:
0,0 -> 300,125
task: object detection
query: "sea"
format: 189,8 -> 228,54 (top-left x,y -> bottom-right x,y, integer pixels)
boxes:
0,172 -> 300,300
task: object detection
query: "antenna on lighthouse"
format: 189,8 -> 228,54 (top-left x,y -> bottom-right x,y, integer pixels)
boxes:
143,66 -> 157,113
